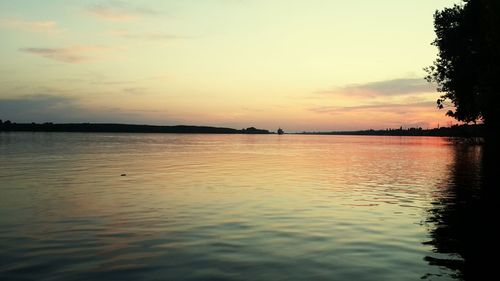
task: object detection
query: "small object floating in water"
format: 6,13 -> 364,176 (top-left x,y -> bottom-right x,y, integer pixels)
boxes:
277,128 -> 284,135
121,174 -> 127,176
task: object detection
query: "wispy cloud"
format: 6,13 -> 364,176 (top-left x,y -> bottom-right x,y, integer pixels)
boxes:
124,32 -> 184,41
0,18 -> 64,34
87,2 -> 159,22
122,87 -> 148,95
319,78 -> 436,98
306,78 -> 443,129
109,29 -> 184,41
19,46 -> 115,63
308,101 -> 446,130
310,101 -> 437,115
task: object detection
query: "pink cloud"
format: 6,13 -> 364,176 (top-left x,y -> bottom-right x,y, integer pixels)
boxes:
87,3 -> 158,22
108,29 -> 184,41
19,46 -> 116,63
0,18 -> 63,34
308,101 -> 454,130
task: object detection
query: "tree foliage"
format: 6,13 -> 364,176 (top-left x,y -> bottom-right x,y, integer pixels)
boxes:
426,0 -> 500,130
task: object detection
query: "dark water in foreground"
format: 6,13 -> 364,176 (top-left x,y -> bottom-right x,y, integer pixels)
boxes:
0,133 -> 496,281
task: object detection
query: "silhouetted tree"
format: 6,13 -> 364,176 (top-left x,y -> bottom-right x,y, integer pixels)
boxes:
1,120 -> 11,131
425,0 -> 500,138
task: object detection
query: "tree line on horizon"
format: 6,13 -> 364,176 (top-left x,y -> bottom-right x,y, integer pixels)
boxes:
0,119 -> 485,137
0,120 -> 271,134
297,124 -> 484,138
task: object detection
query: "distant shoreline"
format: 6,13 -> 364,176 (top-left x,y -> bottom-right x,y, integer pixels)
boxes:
296,124 -> 484,138
0,121 -> 484,138
0,122 -> 272,134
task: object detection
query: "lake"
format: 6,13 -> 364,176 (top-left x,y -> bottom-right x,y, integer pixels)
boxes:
0,133 -> 494,281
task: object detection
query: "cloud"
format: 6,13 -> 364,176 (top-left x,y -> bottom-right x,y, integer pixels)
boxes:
0,94 -> 156,124
109,29 -> 184,41
306,78 -> 445,130
19,46 -> 115,63
87,2 -> 158,22
308,101 -> 449,130
320,78 -> 436,98
122,87 -> 147,95
0,18 -> 63,34
0,94 -> 80,122
310,101 -> 437,115
124,33 -> 184,41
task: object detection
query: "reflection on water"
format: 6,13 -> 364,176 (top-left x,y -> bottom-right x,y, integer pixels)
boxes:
423,143 -> 498,280
0,133 -> 494,281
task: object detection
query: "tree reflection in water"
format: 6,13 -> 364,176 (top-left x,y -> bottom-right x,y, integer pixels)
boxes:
423,142 -> 499,280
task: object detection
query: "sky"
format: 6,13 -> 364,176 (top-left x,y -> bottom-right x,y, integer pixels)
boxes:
0,0 -> 461,132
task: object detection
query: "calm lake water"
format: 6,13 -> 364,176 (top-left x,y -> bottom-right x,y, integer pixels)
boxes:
0,133 -> 495,281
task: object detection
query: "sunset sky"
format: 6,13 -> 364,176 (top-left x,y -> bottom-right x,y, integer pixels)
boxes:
0,0 -> 460,132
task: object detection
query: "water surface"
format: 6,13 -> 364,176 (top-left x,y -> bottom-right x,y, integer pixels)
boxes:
0,133 -> 492,280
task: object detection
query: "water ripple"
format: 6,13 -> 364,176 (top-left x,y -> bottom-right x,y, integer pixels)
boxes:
0,133 -> 482,281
